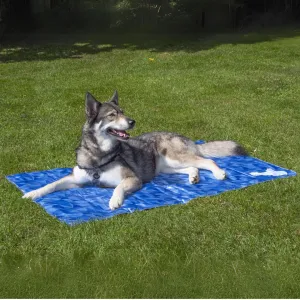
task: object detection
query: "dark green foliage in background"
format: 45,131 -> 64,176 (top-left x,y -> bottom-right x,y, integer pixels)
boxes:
1,0 -> 300,36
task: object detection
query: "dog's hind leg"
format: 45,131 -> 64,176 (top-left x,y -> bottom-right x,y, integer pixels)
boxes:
160,155 -> 226,180
193,157 -> 226,180
161,167 -> 199,184
109,176 -> 142,210
156,135 -> 226,180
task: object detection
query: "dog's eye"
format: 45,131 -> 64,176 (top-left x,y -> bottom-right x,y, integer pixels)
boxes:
108,112 -> 117,117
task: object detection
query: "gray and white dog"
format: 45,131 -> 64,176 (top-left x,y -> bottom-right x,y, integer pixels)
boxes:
23,91 -> 246,210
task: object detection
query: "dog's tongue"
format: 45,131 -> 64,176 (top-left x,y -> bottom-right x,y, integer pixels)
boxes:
111,129 -> 129,138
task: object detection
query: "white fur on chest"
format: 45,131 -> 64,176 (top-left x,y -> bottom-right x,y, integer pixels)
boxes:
99,166 -> 123,187
73,166 -> 92,184
73,165 -> 123,188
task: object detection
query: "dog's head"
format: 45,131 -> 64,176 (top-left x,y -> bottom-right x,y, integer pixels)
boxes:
85,91 -> 135,140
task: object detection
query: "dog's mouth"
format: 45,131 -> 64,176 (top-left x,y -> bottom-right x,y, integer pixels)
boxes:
107,128 -> 130,140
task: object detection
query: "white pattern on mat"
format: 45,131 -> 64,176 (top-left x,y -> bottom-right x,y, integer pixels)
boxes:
250,168 -> 287,177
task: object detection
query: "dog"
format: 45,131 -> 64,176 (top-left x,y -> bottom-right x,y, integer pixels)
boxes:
23,91 -> 247,210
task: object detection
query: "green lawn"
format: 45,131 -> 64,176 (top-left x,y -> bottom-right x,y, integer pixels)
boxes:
0,28 -> 300,298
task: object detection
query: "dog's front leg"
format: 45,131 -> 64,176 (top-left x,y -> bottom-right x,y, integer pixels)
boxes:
109,177 -> 142,210
22,174 -> 81,200
22,166 -> 90,200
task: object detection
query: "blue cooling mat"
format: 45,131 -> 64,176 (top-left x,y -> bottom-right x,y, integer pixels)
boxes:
6,141 -> 296,225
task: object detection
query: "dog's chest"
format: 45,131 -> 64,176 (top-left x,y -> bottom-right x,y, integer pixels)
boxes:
86,166 -> 123,187
97,165 -> 123,187
74,163 -> 124,188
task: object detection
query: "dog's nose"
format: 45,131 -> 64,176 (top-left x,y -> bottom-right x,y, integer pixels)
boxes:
128,119 -> 135,127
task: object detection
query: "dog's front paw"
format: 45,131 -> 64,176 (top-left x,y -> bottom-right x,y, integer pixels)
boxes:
22,190 -> 41,200
109,194 -> 124,210
213,169 -> 226,180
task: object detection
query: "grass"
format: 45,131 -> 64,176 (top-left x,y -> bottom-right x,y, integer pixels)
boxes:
0,27 -> 300,298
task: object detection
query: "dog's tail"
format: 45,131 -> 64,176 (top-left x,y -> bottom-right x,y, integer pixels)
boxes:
197,141 -> 247,157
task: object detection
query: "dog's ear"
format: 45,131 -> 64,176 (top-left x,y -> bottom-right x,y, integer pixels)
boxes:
85,92 -> 101,121
109,90 -> 118,106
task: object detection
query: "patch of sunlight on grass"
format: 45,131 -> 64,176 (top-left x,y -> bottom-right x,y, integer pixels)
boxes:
73,42 -> 90,47
96,44 -> 115,50
0,47 -> 24,55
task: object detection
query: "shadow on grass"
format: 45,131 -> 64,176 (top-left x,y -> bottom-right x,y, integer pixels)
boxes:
1,27 -> 300,63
